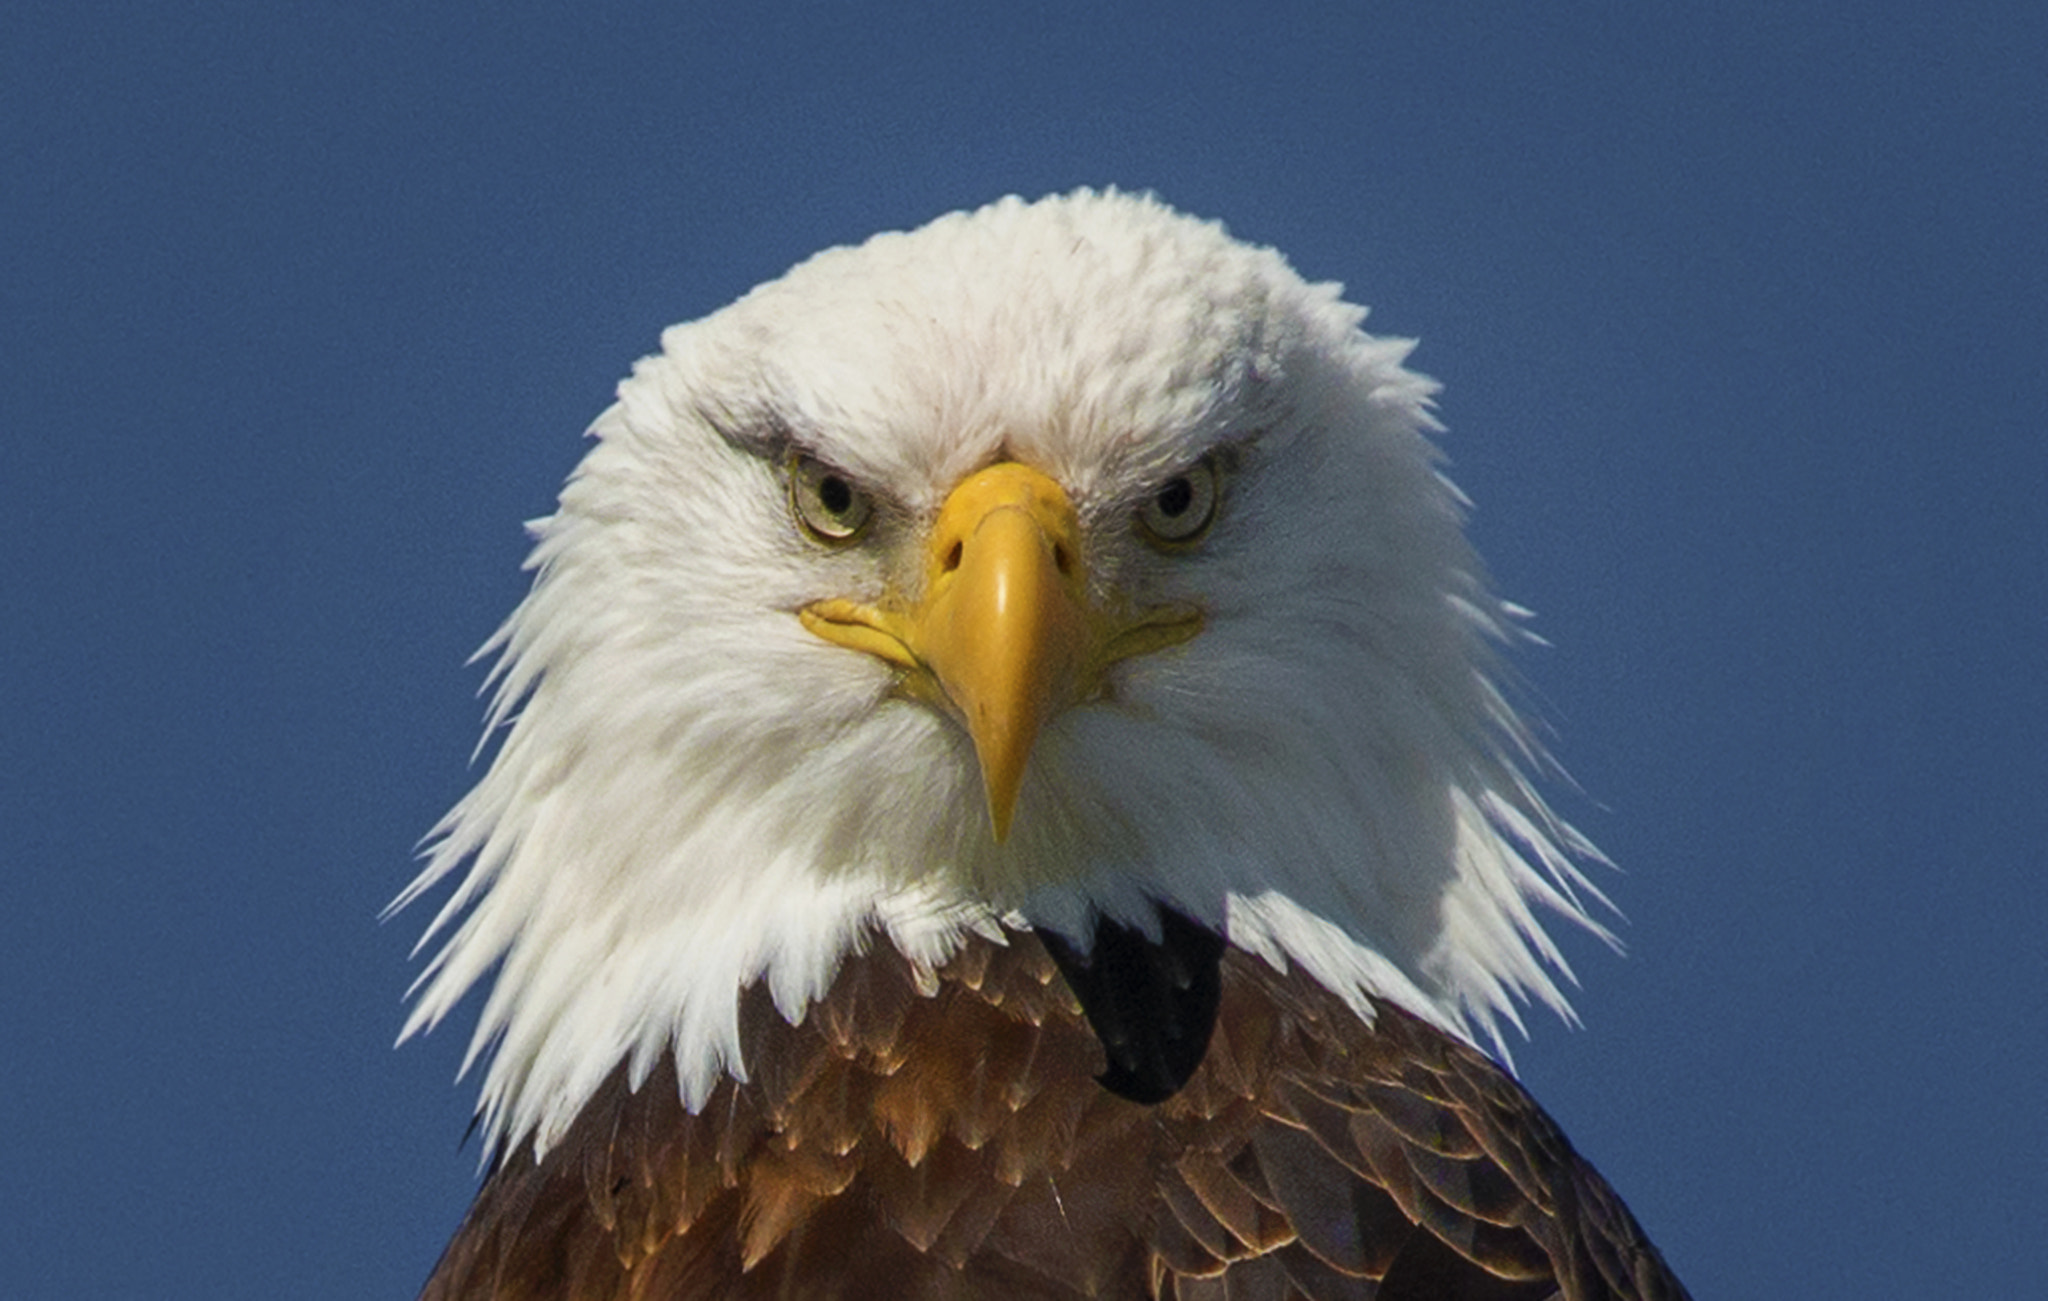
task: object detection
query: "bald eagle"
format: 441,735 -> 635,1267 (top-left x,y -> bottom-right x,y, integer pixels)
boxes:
397,191 -> 1690,1299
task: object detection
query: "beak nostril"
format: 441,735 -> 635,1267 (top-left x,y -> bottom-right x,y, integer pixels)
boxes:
1053,543 -> 1073,577
942,540 -> 964,573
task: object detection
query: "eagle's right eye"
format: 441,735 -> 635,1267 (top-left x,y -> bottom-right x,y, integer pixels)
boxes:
789,455 -> 874,544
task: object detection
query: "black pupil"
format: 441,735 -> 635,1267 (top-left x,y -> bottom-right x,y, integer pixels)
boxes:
818,475 -> 853,516
1157,477 -> 1194,517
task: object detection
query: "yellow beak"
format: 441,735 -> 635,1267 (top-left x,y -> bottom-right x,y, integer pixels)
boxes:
801,462 -> 1200,841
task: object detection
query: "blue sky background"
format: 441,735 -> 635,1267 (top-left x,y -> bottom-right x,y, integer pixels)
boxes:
4,3 -> 2043,1297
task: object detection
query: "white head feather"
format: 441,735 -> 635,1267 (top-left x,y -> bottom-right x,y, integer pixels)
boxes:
394,190 -> 1610,1158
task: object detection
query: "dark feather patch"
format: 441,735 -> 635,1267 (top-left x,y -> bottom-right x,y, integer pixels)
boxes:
1037,905 -> 1226,1104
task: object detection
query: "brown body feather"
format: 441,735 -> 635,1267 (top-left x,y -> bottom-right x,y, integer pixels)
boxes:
421,932 -> 1688,1300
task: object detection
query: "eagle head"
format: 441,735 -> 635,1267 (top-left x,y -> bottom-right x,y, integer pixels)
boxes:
395,190 -> 1606,1156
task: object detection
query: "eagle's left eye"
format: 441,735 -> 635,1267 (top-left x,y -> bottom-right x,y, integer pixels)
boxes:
789,455 -> 874,543
1136,456 -> 1219,546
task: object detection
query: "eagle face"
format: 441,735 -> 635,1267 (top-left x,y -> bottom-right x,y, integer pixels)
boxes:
398,190 -> 1601,1157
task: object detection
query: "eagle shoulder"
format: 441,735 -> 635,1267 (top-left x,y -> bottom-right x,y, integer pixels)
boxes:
421,931 -> 1688,1301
